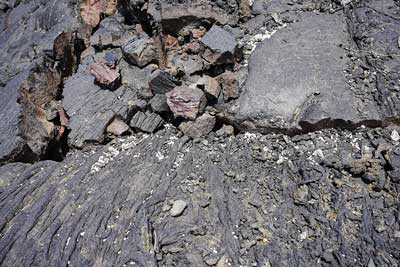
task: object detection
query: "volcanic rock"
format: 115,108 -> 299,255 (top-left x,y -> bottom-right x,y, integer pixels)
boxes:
179,113 -> 216,139
129,111 -> 164,133
237,12 -> 382,132
201,25 -> 239,65
122,35 -> 158,68
149,94 -> 170,113
63,73 -> 133,148
89,62 -> 121,89
149,69 -> 177,94
106,118 -> 130,136
166,86 -> 207,120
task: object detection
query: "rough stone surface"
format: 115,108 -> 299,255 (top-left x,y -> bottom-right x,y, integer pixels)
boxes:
106,118 -> 130,136
170,200 -> 187,217
149,69 -> 177,94
1,127 -> 400,266
156,4 -> 232,35
122,35 -> 158,68
89,62 -> 121,89
166,86 -> 207,120
201,25 -> 239,64
63,73 -> 133,148
149,94 -> 170,113
129,111 -> 164,133
238,12 -> 381,133
179,113 -> 216,139
197,76 -> 221,99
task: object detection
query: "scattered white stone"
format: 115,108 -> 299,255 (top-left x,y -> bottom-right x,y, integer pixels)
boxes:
391,130 -> 400,142
170,200 -> 187,217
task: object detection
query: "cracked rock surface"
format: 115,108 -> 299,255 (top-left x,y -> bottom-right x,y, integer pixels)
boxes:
0,0 -> 400,266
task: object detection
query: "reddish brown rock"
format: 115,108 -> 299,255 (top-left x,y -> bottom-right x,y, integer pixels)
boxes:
89,62 -> 120,89
166,86 -> 207,120
197,76 -> 221,99
122,35 -> 158,68
179,113 -> 216,139
217,71 -> 239,101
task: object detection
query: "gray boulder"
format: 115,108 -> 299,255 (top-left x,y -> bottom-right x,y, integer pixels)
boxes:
237,12 -> 381,132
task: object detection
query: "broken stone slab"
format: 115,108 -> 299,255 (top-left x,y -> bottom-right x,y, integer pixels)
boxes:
149,94 -> 170,113
237,12 -> 382,133
106,118 -> 130,136
172,54 -> 205,77
149,69 -> 177,94
90,17 -> 127,47
129,111 -> 164,133
121,35 -> 158,68
89,62 -> 121,89
120,61 -> 154,93
153,4 -> 232,35
179,113 -> 216,139
170,200 -> 188,217
63,73 -> 134,148
201,25 -> 239,65
197,76 -> 221,99
166,86 -> 207,120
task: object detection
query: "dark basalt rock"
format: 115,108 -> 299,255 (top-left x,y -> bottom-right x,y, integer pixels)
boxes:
63,73 -> 134,148
237,12 -> 382,133
129,111 -> 164,133
0,127 -> 399,266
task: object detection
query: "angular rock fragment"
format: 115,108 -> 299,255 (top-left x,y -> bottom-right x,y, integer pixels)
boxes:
172,54 -> 205,76
130,111 -> 164,133
89,62 -> 121,89
80,0 -> 117,27
63,73 -> 133,148
217,71 -> 239,100
0,0 -> 80,86
122,35 -> 158,68
197,76 -> 221,99
155,4 -> 231,35
170,200 -> 187,217
166,86 -> 207,120
201,25 -> 239,65
106,118 -> 130,136
149,94 -> 170,113
238,12 -> 382,132
179,113 -> 216,139
149,70 -> 177,94
90,17 -> 126,47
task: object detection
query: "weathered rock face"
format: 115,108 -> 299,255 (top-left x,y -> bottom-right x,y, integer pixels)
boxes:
237,12 -> 382,133
179,113 -> 216,139
1,127 -> 400,266
129,111 -> 164,133
0,0 -> 81,86
0,59 -> 65,163
63,73 -> 133,148
166,86 -> 207,120
201,25 -> 239,65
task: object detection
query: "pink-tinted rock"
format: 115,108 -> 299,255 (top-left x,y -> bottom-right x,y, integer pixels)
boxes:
89,62 -> 120,89
166,86 -> 207,120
